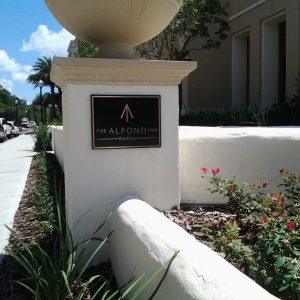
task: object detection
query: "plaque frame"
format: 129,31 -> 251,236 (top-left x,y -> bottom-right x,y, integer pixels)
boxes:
91,95 -> 161,149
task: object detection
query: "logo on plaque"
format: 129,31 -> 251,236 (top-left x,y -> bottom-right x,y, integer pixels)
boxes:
91,95 -> 161,149
120,104 -> 134,122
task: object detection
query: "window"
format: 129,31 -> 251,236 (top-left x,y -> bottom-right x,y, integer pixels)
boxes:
262,12 -> 286,107
278,21 -> 286,103
232,30 -> 250,109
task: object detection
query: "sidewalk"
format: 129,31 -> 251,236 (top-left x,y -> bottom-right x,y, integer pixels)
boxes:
0,133 -> 34,262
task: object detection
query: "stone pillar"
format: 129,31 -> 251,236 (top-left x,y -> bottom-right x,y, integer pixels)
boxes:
51,57 -> 196,250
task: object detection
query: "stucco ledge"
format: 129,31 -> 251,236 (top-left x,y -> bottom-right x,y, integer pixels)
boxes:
51,57 -> 197,89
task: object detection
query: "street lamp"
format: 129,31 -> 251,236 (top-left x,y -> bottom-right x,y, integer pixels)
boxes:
15,100 -> 18,123
38,80 -> 43,124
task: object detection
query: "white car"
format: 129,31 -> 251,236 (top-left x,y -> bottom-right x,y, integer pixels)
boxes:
7,121 -> 20,137
0,124 -> 6,142
28,121 -> 36,128
0,118 -> 12,138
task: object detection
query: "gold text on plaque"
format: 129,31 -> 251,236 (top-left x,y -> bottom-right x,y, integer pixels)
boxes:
120,104 -> 134,122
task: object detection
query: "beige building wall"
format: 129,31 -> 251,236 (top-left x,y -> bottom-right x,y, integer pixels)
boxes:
231,0 -> 300,108
185,0 -> 300,112
185,39 -> 231,112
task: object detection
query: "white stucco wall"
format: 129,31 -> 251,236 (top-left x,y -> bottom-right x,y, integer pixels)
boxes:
110,199 -> 278,300
180,126 -> 300,204
50,126 -> 64,171
52,125 -> 300,205
62,84 -> 181,253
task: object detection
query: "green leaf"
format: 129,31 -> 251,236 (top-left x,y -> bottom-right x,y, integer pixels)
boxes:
61,271 -> 73,298
265,242 -> 274,255
77,236 -> 109,281
119,274 -> 146,299
274,256 -> 286,268
291,249 -> 300,256
90,281 -> 111,300
16,281 -> 36,296
130,251 -> 179,300
148,250 -> 179,299
76,275 -> 102,300
278,282 -> 290,292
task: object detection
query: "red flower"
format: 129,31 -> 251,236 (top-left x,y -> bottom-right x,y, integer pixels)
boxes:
227,185 -> 236,192
290,172 -> 297,177
271,212 -> 281,217
212,168 -> 220,175
286,221 -> 296,229
271,193 -> 281,201
258,217 -> 267,224
262,181 -> 268,188
279,167 -> 285,174
201,167 -> 208,173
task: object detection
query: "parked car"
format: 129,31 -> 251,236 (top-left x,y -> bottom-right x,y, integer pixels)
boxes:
0,124 -> 6,142
28,121 -> 36,128
0,118 -> 12,138
7,121 -> 20,137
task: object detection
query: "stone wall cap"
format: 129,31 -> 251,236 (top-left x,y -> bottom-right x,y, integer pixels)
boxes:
51,57 -> 197,88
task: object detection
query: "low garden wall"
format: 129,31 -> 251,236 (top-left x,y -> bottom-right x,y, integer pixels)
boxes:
50,126 -> 64,170
51,125 -> 300,204
179,126 -> 300,204
50,126 -> 290,298
110,199 -> 278,300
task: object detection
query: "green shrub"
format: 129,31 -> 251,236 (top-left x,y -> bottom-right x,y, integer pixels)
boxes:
180,74 -> 300,127
31,152 -> 55,234
180,108 -> 269,127
202,168 -> 300,299
6,200 -> 178,300
7,153 -> 178,299
48,118 -> 63,126
34,124 -> 51,152
268,74 -> 300,126
6,200 -> 119,300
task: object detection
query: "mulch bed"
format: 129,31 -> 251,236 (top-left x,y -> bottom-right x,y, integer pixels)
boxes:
163,204 -> 235,244
162,204 -> 237,260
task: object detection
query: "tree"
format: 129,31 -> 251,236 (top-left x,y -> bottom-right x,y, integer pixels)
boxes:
137,0 -> 229,61
76,0 -> 229,60
27,56 -> 60,121
30,92 -> 53,123
0,85 -> 27,122
76,39 -> 98,58
137,0 -> 229,112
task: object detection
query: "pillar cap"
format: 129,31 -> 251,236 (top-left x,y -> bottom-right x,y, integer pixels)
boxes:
51,57 -> 197,88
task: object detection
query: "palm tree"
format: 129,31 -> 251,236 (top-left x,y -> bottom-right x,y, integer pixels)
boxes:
27,56 -> 58,120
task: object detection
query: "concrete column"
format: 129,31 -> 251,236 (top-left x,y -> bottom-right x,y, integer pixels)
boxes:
51,58 -> 196,252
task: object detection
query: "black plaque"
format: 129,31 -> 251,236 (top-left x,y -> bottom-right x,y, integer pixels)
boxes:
91,95 -> 161,149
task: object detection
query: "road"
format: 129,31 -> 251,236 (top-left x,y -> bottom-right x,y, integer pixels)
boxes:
0,132 -> 34,261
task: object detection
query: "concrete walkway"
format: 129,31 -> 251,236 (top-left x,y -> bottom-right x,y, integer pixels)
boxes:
0,133 -> 34,261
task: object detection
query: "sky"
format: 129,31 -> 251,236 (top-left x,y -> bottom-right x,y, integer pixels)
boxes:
0,1 -> 74,104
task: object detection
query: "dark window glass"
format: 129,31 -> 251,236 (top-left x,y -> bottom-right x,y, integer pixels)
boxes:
278,21 -> 286,103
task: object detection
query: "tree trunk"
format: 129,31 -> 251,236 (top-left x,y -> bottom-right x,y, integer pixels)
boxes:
57,87 -> 63,117
50,83 -> 56,120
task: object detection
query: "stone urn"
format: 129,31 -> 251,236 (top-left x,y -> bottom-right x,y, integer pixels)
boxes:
45,0 -> 183,58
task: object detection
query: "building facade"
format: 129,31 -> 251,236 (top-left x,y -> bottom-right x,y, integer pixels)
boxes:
185,0 -> 300,113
